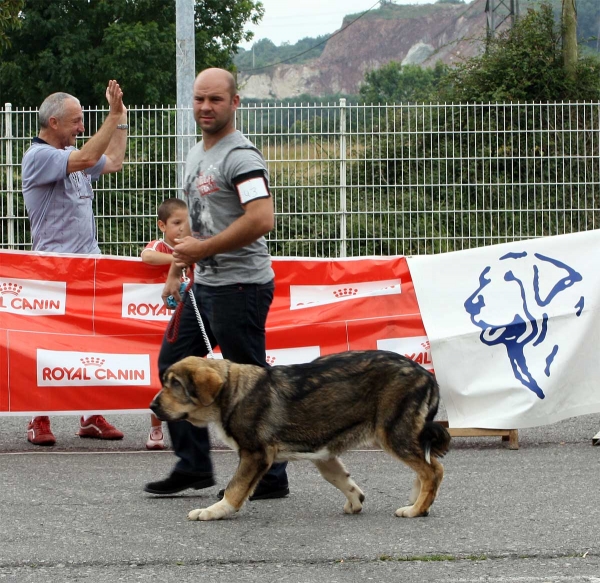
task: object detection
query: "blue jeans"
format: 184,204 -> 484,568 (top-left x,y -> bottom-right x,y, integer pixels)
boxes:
158,280 -> 288,485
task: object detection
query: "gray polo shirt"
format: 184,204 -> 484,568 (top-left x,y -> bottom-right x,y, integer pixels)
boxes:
21,138 -> 106,254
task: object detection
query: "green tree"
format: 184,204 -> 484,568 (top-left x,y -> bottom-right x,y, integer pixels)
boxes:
562,0 -> 577,80
526,0 -> 600,53
0,0 -> 263,107
440,2 -> 600,102
359,61 -> 449,103
0,0 -> 23,50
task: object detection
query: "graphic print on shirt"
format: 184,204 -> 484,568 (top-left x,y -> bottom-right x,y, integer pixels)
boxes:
184,164 -> 219,274
69,171 -> 93,199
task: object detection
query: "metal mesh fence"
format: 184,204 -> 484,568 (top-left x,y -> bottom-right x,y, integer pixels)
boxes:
2,101 -> 598,257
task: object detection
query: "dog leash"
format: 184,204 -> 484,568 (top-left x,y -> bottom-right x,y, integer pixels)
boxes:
182,270 -> 215,359
166,269 -> 215,359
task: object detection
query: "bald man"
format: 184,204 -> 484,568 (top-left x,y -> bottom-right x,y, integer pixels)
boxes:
144,68 -> 289,500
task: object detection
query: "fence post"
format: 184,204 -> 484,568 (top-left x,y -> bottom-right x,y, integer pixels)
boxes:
4,103 -> 15,249
176,105 -> 195,195
339,98 -> 347,258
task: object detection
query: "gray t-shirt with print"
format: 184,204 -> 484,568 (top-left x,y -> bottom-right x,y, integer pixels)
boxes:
183,130 -> 275,286
21,138 -> 106,254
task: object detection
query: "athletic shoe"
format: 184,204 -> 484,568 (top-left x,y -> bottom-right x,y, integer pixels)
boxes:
77,415 -> 124,440
144,471 -> 215,495
146,426 -> 165,450
27,416 -> 56,446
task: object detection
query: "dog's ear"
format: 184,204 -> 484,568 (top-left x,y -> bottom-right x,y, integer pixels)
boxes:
191,364 -> 225,407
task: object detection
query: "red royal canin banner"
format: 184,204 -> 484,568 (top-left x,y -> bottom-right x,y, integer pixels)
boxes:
0,251 -> 429,415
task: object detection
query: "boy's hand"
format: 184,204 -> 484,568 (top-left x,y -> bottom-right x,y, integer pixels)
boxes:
161,271 -> 183,307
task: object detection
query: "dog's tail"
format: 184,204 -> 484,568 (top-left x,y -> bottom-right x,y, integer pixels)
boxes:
419,422 -> 451,464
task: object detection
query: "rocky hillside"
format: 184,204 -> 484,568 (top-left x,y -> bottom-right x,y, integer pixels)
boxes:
238,0 -> 489,99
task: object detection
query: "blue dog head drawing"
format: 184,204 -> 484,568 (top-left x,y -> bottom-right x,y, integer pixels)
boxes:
464,252 -> 584,400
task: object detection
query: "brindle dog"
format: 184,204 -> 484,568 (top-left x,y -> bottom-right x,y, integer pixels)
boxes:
151,350 -> 451,521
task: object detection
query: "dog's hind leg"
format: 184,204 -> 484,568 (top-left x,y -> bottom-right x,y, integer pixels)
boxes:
393,456 -> 444,518
313,457 -> 365,515
188,448 -> 275,521
408,476 -> 421,505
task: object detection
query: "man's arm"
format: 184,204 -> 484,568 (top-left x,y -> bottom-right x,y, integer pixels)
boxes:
171,196 -> 274,267
67,80 -> 127,174
101,122 -> 128,174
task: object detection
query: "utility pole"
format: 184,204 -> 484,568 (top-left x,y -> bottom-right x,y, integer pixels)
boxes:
485,0 -> 519,39
176,0 -> 196,194
562,0 -> 578,82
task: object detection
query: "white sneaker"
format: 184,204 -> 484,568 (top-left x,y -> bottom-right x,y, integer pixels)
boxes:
146,426 -> 165,450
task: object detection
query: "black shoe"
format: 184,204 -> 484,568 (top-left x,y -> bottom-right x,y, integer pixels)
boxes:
144,471 -> 215,495
217,482 -> 289,501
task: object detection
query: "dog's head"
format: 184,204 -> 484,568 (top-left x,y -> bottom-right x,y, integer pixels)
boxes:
464,251 -> 584,399
150,357 -> 228,424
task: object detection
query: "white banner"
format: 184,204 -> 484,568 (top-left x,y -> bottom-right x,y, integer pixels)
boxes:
0,278 -> 66,316
37,349 -> 152,387
408,230 -> 600,429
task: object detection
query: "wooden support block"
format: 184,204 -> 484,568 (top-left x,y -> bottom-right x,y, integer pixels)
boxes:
437,421 -> 519,450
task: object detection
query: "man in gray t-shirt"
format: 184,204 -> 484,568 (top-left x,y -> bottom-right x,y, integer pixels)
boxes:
183,129 -> 274,285
144,68 -> 289,505
21,81 -> 128,446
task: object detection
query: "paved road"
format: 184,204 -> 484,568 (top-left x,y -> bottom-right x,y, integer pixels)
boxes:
1,413 -> 599,582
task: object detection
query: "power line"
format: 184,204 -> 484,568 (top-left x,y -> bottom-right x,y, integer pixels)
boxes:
238,0 -> 382,73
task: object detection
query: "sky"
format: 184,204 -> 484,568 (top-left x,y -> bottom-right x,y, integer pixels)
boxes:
239,0 -> 440,50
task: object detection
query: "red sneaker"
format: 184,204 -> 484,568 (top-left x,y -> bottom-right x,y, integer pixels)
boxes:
77,415 -> 124,440
27,416 -> 56,446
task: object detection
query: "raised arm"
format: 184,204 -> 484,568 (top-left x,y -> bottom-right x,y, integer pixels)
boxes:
67,80 -> 127,174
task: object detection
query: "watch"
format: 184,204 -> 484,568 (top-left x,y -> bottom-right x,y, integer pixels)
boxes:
116,124 -> 129,130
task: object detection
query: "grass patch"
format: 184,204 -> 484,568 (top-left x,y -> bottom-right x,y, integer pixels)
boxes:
379,554 -> 455,562
378,554 -> 487,562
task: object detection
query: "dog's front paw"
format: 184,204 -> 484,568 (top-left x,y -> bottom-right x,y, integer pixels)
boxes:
343,499 -> 363,514
187,500 -> 236,521
343,488 -> 365,514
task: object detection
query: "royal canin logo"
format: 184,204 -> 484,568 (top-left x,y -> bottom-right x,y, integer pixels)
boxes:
0,279 -> 66,315
290,279 -> 401,311
37,350 -> 151,386
122,283 -> 174,321
1,282 -> 22,295
377,336 -> 434,371
81,357 -> 105,367
333,287 -> 358,298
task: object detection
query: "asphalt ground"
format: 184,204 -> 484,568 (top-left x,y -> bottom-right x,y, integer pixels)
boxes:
1,412 -> 599,583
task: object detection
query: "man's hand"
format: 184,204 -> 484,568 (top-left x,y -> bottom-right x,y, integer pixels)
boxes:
105,80 -> 127,117
172,236 -> 205,268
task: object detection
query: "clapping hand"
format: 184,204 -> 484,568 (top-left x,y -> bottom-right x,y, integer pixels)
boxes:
106,80 -> 127,117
